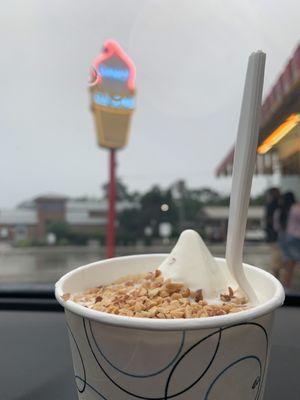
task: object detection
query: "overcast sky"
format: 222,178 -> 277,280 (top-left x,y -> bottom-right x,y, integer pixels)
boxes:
1,0 -> 299,207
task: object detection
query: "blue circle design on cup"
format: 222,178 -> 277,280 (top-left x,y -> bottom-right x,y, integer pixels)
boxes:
89,319 -> 185,378
204,355 -> 262,400
67,322 -> 86,393
67,317 -> 269,400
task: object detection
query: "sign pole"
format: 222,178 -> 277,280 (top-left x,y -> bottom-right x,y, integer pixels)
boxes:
106,148 -> 116,258
89,40 -> 136,258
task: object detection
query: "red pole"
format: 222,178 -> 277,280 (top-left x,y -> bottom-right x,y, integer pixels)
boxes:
106,149 -> 116,258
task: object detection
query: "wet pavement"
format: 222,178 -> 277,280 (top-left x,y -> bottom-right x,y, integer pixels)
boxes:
0,242 -> 299,294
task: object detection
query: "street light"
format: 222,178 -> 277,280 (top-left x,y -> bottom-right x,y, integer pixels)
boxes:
89,40 -> 136,258
160,203 -> 169,212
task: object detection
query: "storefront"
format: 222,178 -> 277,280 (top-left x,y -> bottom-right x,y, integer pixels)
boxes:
216,44 -> 300,198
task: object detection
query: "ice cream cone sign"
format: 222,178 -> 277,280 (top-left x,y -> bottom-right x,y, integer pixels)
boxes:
89,40 -> 136,149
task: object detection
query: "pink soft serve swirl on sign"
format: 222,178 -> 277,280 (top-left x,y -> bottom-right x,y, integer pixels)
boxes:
90,39 -> 136,91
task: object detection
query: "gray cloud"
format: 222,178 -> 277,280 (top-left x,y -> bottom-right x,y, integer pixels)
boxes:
1,0 -> 299,206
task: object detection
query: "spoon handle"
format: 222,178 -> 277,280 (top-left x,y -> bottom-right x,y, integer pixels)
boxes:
226,51 -> 266,303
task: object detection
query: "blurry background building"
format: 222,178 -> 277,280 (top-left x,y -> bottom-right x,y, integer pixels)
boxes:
0,193 -> 264,245
216,44 -> 300,199
203,206 -> 264,242
0,195 -> 132,244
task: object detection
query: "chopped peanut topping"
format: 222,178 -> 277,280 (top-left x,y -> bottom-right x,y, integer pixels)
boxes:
69,270 -> 248,319
61,293 -> 70,301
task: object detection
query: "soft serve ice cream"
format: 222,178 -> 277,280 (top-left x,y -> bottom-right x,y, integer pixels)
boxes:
159,230 -> 235,302
66,230 -> 249,318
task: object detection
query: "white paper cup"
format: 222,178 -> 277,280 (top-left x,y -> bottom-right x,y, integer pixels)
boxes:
55,255 -> 285,400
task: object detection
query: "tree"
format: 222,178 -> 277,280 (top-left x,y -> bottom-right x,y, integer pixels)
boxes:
46,221 -> 70,240
182,196 -> 204,224
139,186 -> 178,236
102,178 -> 138,201
118,207 -> 142,244
117,186 -> 179,241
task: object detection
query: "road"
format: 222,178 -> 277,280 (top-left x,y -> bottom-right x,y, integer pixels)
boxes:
0,242 -> 299,293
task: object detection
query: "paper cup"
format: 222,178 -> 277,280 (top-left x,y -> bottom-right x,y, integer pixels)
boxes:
55,255 -> 285,400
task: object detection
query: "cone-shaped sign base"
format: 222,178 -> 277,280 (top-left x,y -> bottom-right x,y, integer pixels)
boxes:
92,105 -> 132,149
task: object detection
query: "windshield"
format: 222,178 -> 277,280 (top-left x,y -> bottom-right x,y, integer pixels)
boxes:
1,0 -> 300,296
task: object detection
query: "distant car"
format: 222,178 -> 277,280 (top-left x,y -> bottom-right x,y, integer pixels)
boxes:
245,229 -> 265,242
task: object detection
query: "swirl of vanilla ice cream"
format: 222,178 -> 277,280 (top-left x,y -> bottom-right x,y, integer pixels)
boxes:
158,230 -> 235,301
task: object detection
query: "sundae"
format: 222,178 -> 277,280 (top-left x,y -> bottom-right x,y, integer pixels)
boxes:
65,230 -> 249,319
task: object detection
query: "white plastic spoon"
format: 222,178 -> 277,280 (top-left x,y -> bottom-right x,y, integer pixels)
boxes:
226,51 -> 266,304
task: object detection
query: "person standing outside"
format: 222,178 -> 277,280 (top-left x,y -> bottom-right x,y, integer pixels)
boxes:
277,192 -> 300,288
264,187 -> 281,277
